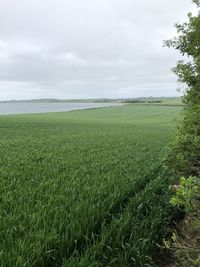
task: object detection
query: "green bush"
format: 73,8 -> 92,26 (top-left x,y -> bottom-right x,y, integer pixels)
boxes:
165,176 -> 200,267
170,176 -> 200,213
166,105 -> 200,177
165,0 -> 200,178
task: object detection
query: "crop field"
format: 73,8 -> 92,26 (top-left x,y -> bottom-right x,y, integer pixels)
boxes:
0,105 -> 182,267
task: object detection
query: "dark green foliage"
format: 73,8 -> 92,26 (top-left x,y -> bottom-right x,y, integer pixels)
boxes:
164,2 -> 200,266
166,104 -> 200,177
165,1 -> 200,177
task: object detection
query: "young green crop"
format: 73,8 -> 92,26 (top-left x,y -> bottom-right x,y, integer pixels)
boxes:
0,105 -> 181,266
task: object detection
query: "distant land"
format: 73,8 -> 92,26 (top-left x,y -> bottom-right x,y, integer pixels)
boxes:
0,97 -> 183,106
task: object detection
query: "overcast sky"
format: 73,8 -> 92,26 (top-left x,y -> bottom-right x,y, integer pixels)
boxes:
0,0 -> 195,100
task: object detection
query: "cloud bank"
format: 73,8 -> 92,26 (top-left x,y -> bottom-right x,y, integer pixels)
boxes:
0,0 -> 194,100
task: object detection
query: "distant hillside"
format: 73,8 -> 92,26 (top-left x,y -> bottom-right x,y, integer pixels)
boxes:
0,97 -> 183,105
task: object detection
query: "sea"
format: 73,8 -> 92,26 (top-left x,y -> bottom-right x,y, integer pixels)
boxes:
0,102 -> 120,115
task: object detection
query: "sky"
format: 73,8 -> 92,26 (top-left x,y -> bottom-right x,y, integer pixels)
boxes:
0,0 -> 195,100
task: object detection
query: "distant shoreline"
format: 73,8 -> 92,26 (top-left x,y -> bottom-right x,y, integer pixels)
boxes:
0,97 -> 182,104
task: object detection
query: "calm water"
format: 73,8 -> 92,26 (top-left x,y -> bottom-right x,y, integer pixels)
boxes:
0,102 -> 120,115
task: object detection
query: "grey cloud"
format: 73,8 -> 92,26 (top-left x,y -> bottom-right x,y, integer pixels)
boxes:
0,0 -> 194,100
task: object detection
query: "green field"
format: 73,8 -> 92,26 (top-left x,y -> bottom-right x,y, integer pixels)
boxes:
125,98 -> 184,106
0,105 -> 182,267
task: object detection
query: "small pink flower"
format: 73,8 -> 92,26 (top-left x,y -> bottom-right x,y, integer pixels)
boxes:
173,184 -> 180,191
